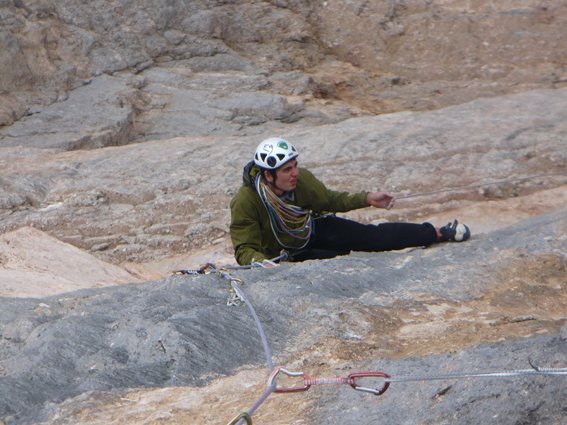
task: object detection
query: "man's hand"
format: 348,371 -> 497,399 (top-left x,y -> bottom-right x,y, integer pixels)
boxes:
366,191 -> 395,210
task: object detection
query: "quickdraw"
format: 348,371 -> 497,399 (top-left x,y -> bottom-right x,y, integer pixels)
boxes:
173,263 -> 246,306
268,367 -> 391,396
173,252 -> 288,307
173,255 -> 567,425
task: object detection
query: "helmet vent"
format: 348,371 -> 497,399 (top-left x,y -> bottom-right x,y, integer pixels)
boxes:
253,137 -> 299,169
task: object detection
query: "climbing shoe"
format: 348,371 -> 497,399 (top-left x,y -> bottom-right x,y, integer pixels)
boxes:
439,219 -> 471,242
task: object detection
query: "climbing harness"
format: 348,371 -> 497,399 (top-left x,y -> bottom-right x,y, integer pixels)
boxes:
255,174 -> 313,249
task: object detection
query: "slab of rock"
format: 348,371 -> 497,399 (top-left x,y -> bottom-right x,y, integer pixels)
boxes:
2,1 -> 567,125
1,88 -> 566,267
0,208 -> 565,424
1,2 -> 567,424
0,75 -> 139,151
0,227 -> 142,298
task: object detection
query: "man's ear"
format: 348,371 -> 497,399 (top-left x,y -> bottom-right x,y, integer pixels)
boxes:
263,170 -> 274,183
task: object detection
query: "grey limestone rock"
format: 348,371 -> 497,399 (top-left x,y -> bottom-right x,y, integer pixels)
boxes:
0,209 -> 566,424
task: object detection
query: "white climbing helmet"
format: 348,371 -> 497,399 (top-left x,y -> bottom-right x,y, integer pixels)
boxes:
254,137 -> 299,170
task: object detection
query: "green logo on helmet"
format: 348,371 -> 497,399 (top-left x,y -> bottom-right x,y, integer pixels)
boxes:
277,140 -> 289,150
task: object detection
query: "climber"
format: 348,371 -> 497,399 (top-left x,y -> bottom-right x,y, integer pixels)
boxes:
229,137 -> 470,266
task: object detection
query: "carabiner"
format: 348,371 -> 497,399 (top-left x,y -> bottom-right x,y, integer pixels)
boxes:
348,372 -> 390,395
268,367 -> 311,393
198,263 -> 217,274
226,412 -> 252,425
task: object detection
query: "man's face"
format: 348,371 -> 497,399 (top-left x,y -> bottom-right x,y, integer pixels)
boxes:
268,159 -> 298,193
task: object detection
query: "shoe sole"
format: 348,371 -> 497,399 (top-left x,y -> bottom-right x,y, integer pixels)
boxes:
453,223 -> 471,242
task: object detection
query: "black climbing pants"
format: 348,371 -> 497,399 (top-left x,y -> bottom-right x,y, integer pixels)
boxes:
290,215 -> 438,262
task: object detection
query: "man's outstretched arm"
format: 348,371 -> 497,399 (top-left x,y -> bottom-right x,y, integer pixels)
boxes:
366,191 -> 395,210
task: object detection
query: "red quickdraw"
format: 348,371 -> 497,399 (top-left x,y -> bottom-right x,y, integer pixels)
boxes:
267,367 -> 390,395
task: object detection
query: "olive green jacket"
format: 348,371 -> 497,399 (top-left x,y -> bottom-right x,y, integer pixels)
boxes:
230,162 -> 369,265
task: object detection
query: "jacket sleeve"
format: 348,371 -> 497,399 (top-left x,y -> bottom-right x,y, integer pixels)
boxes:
229,189 -> 269,265
300,169 -> 369,213
323,188 -> 369,212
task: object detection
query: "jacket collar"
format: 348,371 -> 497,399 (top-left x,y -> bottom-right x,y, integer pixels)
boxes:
242,160 -> 261,188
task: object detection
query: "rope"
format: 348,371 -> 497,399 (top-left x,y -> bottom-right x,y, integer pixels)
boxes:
227,383 -> 277,425
230,279 -> 274,372
227,363 -> 567,423
174,252 -> 567,424
396,172 -> 567,200
173,258 -> 285,425
255,174 -> 312,249
385,366 -> 567,383
172,252 -> 288,275
266,365 -> 567,394
246,383 -> 277,416
220,262 -> 282,425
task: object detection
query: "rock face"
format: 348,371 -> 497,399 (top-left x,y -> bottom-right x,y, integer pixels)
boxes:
1,1 -> 567,424
0,210 -> 566,424
1,88 -> 566,271
0,227 -> 145,298
2,1 -> 567,126
2,1 -> 567,270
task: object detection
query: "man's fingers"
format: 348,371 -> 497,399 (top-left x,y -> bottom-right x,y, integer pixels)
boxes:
368,192 -> 395,209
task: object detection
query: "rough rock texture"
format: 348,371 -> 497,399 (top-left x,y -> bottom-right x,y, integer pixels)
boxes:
2,1 -> 567,126
0,74 -> 139,151
2,1 -> 567,272
1,1 -> 567,424
1,88 -> 566,271
0,209 -> 566,424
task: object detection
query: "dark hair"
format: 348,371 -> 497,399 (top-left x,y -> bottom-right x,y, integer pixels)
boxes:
260,167 -> 277,182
